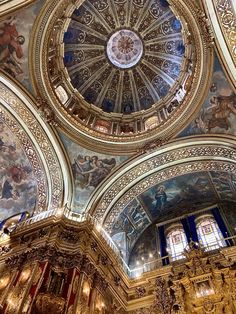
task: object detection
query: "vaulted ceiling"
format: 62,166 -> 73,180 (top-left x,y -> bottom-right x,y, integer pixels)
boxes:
0,0 -> 235,264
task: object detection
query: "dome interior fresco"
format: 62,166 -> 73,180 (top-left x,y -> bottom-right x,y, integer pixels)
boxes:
31,0 -> 214,153
63,0 -> 185,114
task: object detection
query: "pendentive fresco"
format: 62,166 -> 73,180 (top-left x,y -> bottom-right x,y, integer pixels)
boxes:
0,118 -> 37,221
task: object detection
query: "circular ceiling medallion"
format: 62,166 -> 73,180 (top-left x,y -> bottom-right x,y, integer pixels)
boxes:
106,29 -> 143,69
31,0 -> 213,154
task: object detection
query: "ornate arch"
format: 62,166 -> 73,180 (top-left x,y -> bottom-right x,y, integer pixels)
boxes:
88,135 -> 236,231
0,73 -> 72,216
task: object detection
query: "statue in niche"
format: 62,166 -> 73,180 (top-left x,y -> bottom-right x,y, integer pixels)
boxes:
48,270 -> 66,296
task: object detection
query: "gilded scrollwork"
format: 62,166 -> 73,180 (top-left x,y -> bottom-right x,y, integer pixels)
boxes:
171,243 -> 236,314
214,0 -> 236,66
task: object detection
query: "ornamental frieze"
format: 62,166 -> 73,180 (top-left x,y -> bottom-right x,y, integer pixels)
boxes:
214,0 -> 236,66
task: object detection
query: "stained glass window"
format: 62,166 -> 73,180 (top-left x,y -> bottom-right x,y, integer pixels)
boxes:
196,216 -> 226,251
166,228 -> 188,261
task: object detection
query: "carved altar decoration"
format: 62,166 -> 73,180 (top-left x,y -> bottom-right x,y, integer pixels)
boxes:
33,293 -> 65,314
1,206 -> 236,313
32,267 -> 68,314
5,266 -> 33,314
74,279 -> 90,314
171,241 -> 236,314
151,277 -> 186,314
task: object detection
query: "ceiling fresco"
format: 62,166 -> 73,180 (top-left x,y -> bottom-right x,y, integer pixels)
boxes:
0,0 -> 44,91
0,117 -> 37,221
181,55 -> 236,137
110,170 -> 236,262
63,0 -> 184,114
0,1 -> 235,290
110,199 -> 151,260
221,202 -> 236,234
138,172 -> 218,220
128,225 -> 158,267
59,132 -> 128,212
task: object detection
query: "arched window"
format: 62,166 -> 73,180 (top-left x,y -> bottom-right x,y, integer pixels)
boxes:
166,226 -> 188,261
196,216 -> 226,251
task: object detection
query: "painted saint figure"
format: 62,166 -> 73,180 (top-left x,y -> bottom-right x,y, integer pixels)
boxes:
72,154 -> 116,189
1,180 -> 13,199
155,186 -> 167,212
0,18 -> 25,78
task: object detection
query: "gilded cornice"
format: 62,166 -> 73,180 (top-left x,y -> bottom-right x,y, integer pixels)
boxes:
29,0 -> 214,155
214,0 -> 236,66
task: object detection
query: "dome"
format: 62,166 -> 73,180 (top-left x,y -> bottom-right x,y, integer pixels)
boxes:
31,0 -> 213,154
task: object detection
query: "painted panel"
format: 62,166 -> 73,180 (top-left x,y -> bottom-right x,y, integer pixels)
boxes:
221,203 -> 236,232
181,56 -> 236,136
110,199 -> 151,255
138,172 -> 218,222
0,118 -> 37,221
209,172 -> 236,200
59,132 -> 128,212
129,225 -> 158,268
0,0 -> 44,91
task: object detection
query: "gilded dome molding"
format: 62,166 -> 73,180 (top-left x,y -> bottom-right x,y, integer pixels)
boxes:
30,0 -> 213,155
87,135 -> 236,231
